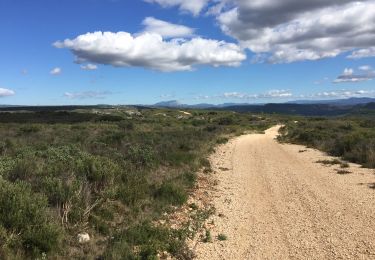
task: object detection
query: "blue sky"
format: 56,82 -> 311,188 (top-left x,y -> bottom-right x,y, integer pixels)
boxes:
1,0 -> 375,105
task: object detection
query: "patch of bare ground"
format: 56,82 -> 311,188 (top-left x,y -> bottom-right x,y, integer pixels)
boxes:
182,126 -> 375,260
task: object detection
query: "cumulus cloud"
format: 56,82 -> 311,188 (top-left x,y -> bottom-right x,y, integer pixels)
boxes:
347,47 -> 375,59
50,67 -> 62,75
54,31 -> 245,72
142,17 -> 195,38
0,88 -> 15,97
196,88 -> 375,101
218,89 -> 374,100
334,67 -> 375,83
199,89 -> 294,100
309,89 -> 375,98
144,0 -> 209,15
359,65 -> 372,71
64,91 -> 111,99
214,0 -> 375,63
80,64 -> 98,70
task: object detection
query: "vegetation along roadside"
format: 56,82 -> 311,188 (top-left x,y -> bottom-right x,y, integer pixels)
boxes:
0,107 -> 273,259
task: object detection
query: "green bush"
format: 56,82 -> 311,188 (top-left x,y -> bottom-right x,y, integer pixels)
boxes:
106,222 -> 191,259
0,180 -> 60,257
217,116 -> 235,125
0,108 -> 273,258
19,125 -> 41,134
216,137 -> 229,144
127,145 -> 155,169
154,182 -> 188,206
280,117 -> 375,168
117,173 -> 149,206
217,233 -> 227,241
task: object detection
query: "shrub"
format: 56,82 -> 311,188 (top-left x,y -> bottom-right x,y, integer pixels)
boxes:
127,145 -> 155,169
217,234 -> 227,241
203,229 -> 212,243
117,173 -> 149,206
96,114 -> 123,122
340,162 -> 350,168
182,172 -> 197,188
19,125 -> 41,134
0,108 -> 273,258
105,222 -> 190,259
154,182 -> 188,206
7,158 -> 37,182
217,116 -> 235,125
336,169 -> 351,175
204,125 -> 218,132
117,120 -> 135,130
316,159 -> 341,165
0,180 -> 60,257
280,118 -> 375,169
216,137 -> 229,144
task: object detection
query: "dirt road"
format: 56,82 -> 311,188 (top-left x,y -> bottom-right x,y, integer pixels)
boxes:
192,126 -> 375,259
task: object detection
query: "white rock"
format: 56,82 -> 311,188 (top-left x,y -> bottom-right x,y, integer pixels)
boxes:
78,232 -> 90,243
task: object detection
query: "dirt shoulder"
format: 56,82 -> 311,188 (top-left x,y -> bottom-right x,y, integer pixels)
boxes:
189,126 -> 375,259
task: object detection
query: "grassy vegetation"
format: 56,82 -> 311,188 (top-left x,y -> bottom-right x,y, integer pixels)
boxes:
336,169 -> 352,175
202,230 -> 212,243
278,115 -> 375,168
316,159 -> 342,165
217,234 -> 227,241
0,107 -> 273,259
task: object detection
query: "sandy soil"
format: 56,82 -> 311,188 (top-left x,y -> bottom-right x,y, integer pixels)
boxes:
191,126 -> 375,260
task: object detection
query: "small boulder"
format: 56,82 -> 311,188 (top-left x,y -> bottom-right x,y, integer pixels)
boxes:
77,232 -> 90,244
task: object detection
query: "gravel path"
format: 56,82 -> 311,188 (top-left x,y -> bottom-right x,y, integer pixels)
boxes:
193,126 -> 375,260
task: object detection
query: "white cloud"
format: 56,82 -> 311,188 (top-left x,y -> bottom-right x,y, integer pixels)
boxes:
221,92 -> 250,99
64,91 -> 111,99
359,65 -> 372,71
214,0 -> 375,63
314,77 -> 330,85
265,90 -> 293,98
348,47 -> 375,59
50,67 -> 62,75
194,94 -> 210,100
310,89 -> 375,98
80,64 -> 98,70
196,88 -> 375,101
144,0 -> 209,15
0,88 -> 15,97
54,31 -> 246,72
212,89 -> 293,100
343,68 -> 354,76
142,17 -> 195,38
160,93 -> 175,99
334,67 -> 375,83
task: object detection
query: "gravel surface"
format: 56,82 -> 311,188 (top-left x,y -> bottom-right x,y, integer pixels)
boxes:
192,126 -> 375,260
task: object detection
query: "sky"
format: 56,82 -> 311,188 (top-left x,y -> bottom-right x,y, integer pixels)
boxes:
1,0 -> 375,105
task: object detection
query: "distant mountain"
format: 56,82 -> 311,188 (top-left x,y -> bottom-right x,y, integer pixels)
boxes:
153,100 -> 259,109
152,100 -> 366,116
217,102 -> 256,107
153,97 -> 375,110
188,103 -> 215,109
153,100 -> 185,108
0,104 -> 22,108
361,102 -> 375,110
287,97 -> 375,106
1,97 -> 374,116
217,103 -> 353,116
189,103 -> 253,109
